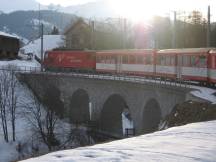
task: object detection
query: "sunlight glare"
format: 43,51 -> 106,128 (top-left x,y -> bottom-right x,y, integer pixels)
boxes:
107,0 -> 211,22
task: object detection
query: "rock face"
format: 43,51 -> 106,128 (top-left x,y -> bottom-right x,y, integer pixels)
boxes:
163,101 -> 216,128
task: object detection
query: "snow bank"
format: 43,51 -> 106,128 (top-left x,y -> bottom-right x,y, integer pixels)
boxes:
20,120 -> 216,162
21,35 -> 65,59
190,86 -> 216,103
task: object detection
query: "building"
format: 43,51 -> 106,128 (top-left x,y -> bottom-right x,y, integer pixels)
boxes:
64,19 -> 91,50
64,18 -> 128,50
0,32 -> 19,59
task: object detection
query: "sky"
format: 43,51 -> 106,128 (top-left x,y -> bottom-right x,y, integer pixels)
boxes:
36,0 -> 98,6
35,0 -> 216,21
36,0 -> 214,8
0,0 -> 216,21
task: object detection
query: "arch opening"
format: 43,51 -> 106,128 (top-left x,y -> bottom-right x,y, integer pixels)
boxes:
43,85 -> 64,118
100,94 -> 134,137
142,99 -> 161,133
69,89 -> 90,123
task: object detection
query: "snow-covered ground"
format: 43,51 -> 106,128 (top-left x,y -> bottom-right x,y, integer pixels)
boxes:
0,59 -> 40,70
0,71 -> 37,162
20,120 -> 216,162
0,60 -> 42,162
21,35 -> 65,59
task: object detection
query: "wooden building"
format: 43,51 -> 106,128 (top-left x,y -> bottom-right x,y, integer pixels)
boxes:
0,32 -> 20,59
64,19 -> 91,50
64,18 -> 126,50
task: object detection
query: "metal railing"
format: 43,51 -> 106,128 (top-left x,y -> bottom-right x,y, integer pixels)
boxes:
0,66 -> 190,89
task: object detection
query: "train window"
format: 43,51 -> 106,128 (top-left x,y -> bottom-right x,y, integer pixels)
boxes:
165,56 -> 170,66
137,56 -> 144,64
96,56 -> 99,62
157,56 -> 161,65
191,56 -> 199,67
106,56 -> 111,64
129,55 -> 136,64
101,56 -> 105,63
146,55 -> 152,64
183,55 -> 190,66
199,56 -> 207,67
123,55 -> 128,64
110,56 -> 115,64
100,56 -> 103,63
160,56 -> 166,66
170,56 -> 175,66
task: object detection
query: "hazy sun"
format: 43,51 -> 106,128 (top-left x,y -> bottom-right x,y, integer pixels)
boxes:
108,0 -> 169,22
107,0 -> 211,22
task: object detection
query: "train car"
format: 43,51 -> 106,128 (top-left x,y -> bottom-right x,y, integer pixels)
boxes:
96,49 -> 156,76
208,49 -> 216,83
156,49 -> 176,79
43,50 -> 96,71
157,48 -> 211,82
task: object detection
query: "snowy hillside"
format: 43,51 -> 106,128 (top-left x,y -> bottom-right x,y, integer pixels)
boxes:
21,35 -> 65,59
20,120 -> 216,162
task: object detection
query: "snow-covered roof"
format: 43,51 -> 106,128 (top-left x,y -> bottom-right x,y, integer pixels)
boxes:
0,31 -> 19,39
21,35 -> 65,59
19,120 -> 216,162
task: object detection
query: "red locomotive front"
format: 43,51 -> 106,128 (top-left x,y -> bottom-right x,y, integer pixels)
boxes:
43,50 -> 96,71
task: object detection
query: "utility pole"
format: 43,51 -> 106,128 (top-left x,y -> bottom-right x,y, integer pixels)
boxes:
38,3 -> 44,71
41,23 -> 44,71
172,11 -> 177,48
123,18 -> 127,49
39,3 -> 41,37
207,5 -> 211,47
91,20 -> 95,50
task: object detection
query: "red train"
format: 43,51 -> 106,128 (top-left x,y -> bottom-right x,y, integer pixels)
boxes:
43,48 -> 216,85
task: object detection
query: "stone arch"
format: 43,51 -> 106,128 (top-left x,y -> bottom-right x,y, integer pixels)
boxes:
142,98 -> 161,133
99,94 -> 133,137
69,89 -> 90,123
43,84 -> 64,118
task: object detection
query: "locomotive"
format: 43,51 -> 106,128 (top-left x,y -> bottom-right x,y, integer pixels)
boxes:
43,48 -> 216,85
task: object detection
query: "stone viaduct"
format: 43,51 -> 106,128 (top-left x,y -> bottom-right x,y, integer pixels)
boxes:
18,73 -> 192,137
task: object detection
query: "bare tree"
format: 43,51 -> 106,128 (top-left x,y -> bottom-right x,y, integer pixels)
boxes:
8,67 -> 18,141
22,82 -> 61,151
0,69 -> 10,142
0,66 -> 19,142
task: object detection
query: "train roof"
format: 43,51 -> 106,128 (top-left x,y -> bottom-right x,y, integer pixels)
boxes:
97,49 -> 155,54
158,48 -> 216,54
